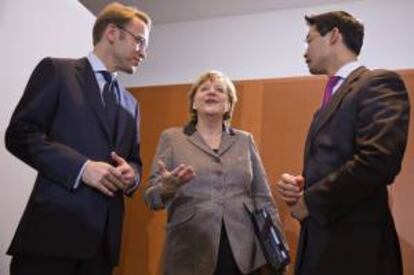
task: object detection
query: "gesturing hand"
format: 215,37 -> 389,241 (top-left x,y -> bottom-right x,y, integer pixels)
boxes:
157,160 -> 195,188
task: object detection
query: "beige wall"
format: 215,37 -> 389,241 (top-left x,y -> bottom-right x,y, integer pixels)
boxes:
115,70 -> 414,275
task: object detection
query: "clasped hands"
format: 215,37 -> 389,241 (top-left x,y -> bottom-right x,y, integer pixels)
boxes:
82,152 -> 137,196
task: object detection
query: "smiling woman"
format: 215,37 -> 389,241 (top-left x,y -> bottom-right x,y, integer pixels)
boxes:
188,71 -> 238,131
143,70 -> 288,275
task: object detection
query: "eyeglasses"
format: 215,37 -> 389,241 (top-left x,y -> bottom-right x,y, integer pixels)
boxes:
117,25 -> 147,51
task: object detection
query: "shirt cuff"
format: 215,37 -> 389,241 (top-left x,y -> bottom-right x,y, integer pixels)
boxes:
290,196 -> 309,221
73,160 -> 89,189
124,173 -> 140,195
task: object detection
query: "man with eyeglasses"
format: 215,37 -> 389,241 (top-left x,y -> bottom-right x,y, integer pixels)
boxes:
5,3 -> 151,275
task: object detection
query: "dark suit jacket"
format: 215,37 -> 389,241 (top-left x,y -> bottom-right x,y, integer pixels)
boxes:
5,57 -> 142,265
296,67 -> 410,275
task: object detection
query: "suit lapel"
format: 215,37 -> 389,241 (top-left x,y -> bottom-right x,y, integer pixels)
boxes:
304,66 -> 368,157
75,58 -> 112,142
186,131 -> 216,158
218,130 -> 237,156
114,89 -> 135,148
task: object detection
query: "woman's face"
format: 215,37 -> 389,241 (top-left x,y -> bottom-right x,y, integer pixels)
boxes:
193,79 -> 230,119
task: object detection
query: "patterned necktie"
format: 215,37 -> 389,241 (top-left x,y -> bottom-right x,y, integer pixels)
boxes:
321,76 -> 341,107
99,71 -> 119,137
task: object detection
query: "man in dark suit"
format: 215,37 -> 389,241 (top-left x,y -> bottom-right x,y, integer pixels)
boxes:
5,3 -> 151,275
277,11 -> 409,275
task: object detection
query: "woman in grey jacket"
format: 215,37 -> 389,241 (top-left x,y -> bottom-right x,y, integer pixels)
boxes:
144,70 -> 287,275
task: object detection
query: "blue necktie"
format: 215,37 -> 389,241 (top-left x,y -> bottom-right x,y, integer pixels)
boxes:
99,71 -> 119,138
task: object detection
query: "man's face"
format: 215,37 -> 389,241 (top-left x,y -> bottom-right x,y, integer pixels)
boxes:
303,26 -> 330,75
112,17 -> 150,74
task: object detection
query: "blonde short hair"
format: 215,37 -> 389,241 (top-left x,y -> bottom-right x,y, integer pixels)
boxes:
93,2 -> 151,45
188,70 -> 238,124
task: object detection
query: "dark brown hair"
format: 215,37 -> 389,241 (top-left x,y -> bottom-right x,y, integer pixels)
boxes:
305,11 -> 364,55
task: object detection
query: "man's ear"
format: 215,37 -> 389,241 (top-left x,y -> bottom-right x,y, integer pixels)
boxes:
329,27 -> 341,45
105,24 -> 118,44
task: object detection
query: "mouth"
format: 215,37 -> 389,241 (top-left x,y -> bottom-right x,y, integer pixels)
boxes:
205,98 -> 220,104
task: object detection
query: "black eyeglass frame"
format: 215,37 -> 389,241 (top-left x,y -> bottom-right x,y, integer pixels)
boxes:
116,25 -> 147,50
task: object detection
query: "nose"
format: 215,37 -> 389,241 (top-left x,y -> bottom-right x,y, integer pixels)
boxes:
304,51 -> 309,62
137,48 -> 147,61
139,51 -> 146,61
303,43 -> 310,59
135,43 -> 147,58
207,87 -> 219,94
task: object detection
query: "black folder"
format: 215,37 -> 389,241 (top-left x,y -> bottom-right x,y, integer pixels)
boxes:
248,206 -> 290,273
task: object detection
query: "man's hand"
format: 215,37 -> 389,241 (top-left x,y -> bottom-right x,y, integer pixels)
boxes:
277,173 -> 309,221
82,160 -> 124,196
277,173 -> 304,206
111,151 -> 137,190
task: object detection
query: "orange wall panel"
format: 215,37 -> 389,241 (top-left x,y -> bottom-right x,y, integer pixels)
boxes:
115,70 -> 414,275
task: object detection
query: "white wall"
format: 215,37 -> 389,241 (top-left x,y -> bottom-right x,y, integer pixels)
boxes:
119,0 -> 414,87
0,0 -> 94,273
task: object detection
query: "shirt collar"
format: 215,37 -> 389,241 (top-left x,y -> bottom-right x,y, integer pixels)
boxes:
334,60 -> 361,79
87,52 -> 118,79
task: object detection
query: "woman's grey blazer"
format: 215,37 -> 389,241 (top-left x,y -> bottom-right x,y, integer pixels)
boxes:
144,127 -> 285,275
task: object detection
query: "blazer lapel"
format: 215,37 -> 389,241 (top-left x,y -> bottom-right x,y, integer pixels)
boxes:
186,131 -> 217,158
218,130 -> 237,156
304,66 -> 368,157
186,128 -> 237,158
75,58 -> 112,142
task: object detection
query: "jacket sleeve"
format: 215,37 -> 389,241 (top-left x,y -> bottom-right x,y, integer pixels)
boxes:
5,57 -> 88,190
124,103 -> 143,196
304,70 -> 410,227
144,130 -> 178,209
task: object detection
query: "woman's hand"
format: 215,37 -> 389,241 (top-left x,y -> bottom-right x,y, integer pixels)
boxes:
157,160 -> 195,187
